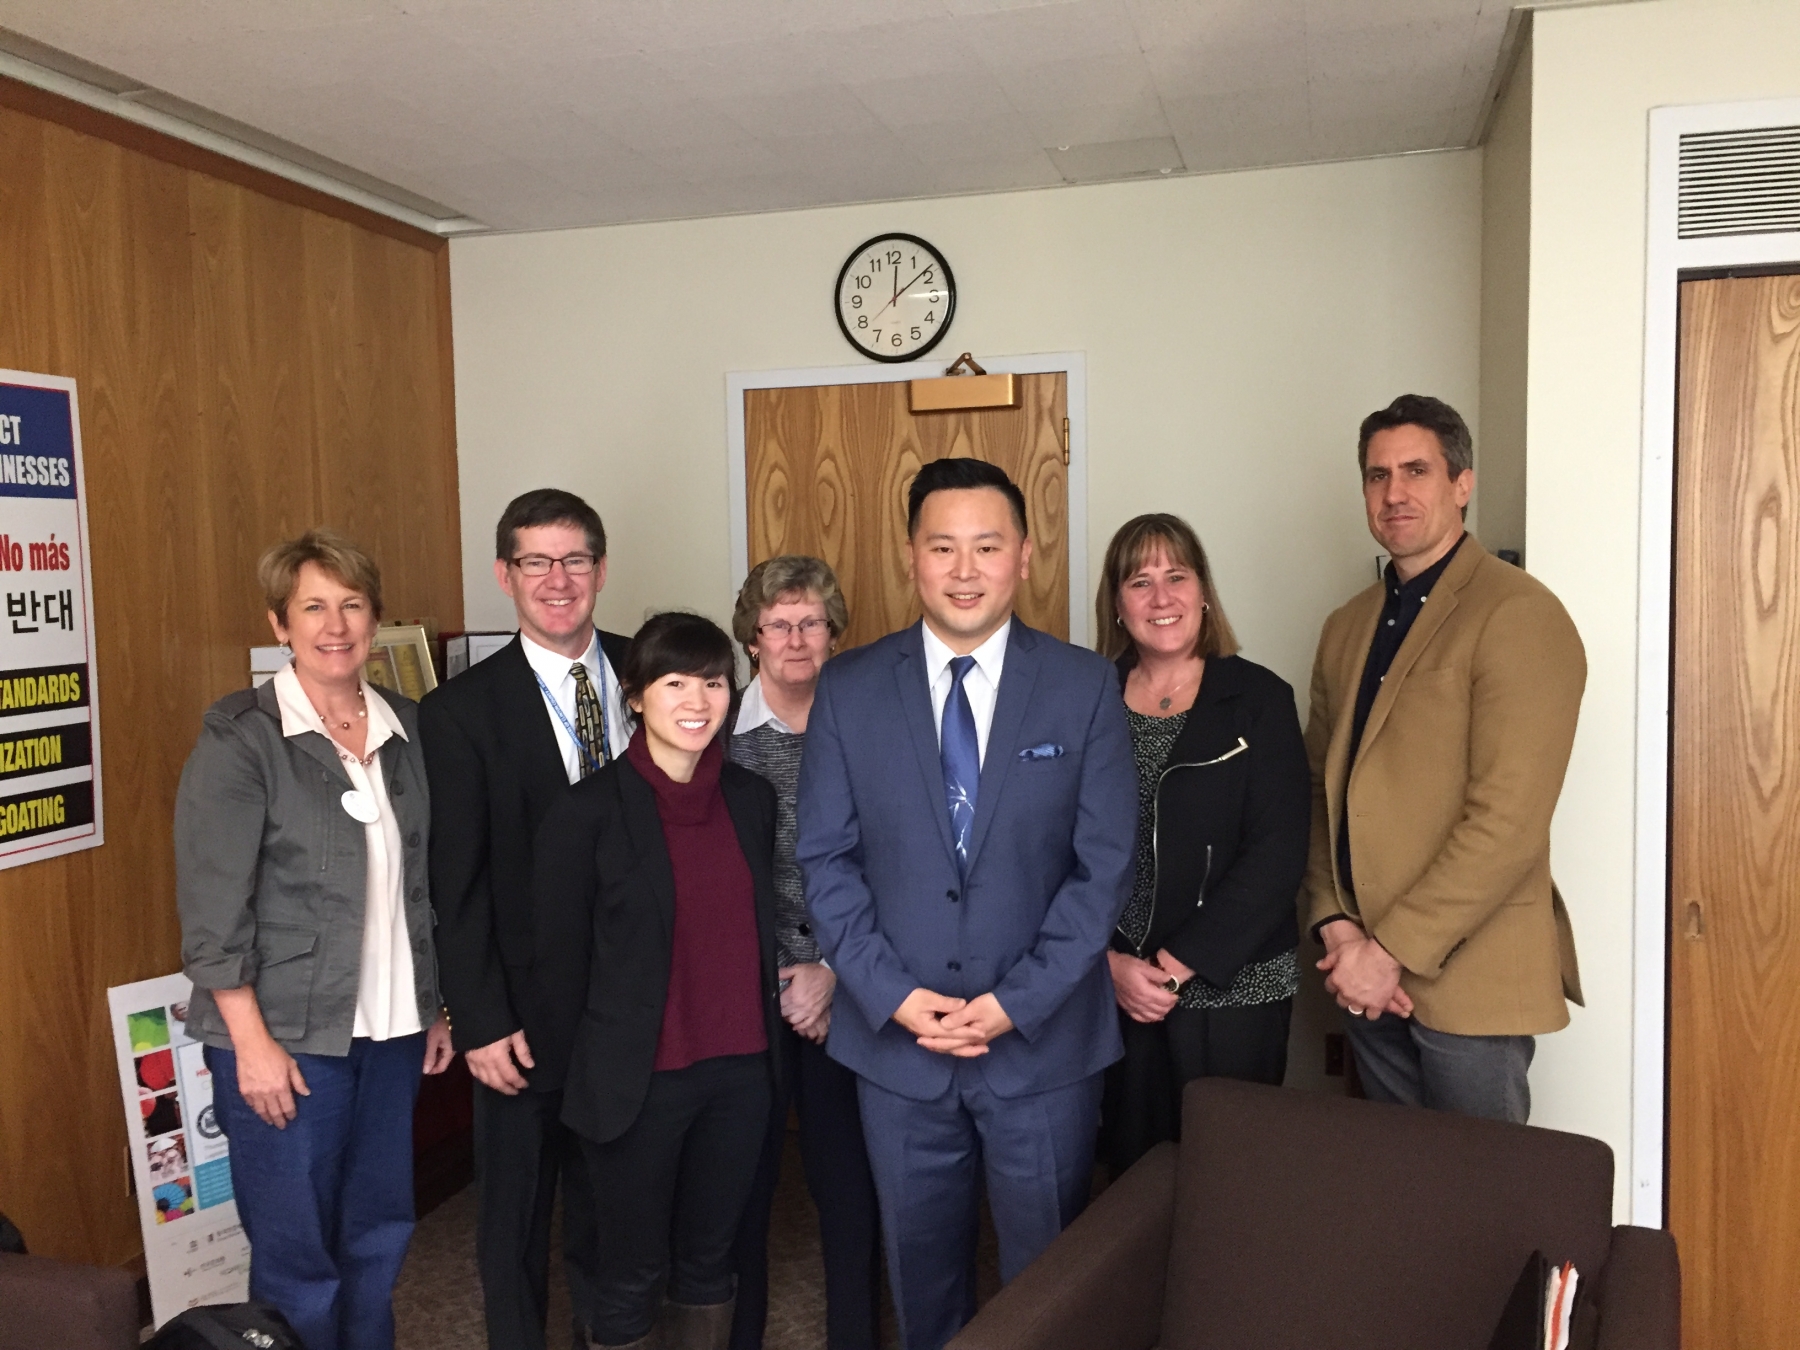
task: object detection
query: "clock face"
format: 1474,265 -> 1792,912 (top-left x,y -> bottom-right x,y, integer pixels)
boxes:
834,233 -> 956,363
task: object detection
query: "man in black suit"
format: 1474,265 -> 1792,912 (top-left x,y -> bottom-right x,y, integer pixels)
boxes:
421,488 -> 633,1350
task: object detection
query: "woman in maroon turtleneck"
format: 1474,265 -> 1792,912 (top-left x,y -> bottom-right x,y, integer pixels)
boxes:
532,613 -> 783,1350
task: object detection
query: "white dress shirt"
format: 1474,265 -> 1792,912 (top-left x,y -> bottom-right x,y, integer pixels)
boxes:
520,628 -> 630,785
733,673 -> 801,736
920,618 -> 1011,767
273,663 -> 420,1040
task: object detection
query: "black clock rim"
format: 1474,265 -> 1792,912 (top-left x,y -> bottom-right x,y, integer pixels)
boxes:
833,232 -> 957,364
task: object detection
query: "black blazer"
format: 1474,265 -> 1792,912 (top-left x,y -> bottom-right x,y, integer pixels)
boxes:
1110,653 -> 1309,991
419,630 -> 631,1058
532,752 -> 785,1145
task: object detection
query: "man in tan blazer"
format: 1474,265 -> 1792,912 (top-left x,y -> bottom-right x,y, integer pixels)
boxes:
1304,394 -> 1585,1123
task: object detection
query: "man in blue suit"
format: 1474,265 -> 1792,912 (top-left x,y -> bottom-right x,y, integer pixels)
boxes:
797,458 -> 1137,1350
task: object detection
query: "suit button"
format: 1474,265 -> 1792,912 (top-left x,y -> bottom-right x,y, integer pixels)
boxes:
797,922 -> 811,937
407,831 -> 421,848
947,960 -> 961,971
946,889 -> 959,902
391,781 -> 406,796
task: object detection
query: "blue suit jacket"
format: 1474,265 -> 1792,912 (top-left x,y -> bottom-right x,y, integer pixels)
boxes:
797,619 -> 1137,1101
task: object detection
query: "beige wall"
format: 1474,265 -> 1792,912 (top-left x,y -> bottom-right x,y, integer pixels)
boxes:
1478,33 -> 1531,560
450,148 -> 1483,1093
1525,0 -> 1800,1219
451,151 -> 1481,669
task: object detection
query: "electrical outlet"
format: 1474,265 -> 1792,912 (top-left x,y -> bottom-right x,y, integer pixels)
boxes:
1324,1032 -> 1346,1077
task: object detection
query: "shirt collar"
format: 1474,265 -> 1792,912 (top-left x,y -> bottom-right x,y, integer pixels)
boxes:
1385,532 -> 1467,603
920,616 -> 1011,688
519,627 -> 599,685
734,673 -> 799,735
271,662 -> 407,747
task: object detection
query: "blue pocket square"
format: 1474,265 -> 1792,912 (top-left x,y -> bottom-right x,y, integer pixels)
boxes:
1018,742 -> 1065,761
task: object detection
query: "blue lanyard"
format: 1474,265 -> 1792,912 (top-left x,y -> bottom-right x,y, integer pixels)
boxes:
533,632 -> 610,776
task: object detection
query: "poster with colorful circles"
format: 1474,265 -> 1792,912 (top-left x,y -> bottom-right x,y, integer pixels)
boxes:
108,973 -> 250,1328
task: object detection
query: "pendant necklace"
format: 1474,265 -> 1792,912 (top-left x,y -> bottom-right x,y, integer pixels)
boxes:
316,688 -> 376,766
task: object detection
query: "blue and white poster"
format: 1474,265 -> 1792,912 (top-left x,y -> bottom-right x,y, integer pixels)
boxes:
0,369 -> 101,869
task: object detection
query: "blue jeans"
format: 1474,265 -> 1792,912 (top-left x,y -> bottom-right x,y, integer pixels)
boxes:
858,1064 -> 1104,1350
207,1034 -> 425,1350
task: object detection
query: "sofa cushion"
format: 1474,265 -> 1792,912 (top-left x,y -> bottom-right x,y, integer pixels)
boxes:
1159,1080 -> 1614,1350
0,1251 -> 139,1350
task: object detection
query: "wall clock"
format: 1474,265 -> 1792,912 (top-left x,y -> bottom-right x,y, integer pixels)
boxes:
834,233 -> 956,363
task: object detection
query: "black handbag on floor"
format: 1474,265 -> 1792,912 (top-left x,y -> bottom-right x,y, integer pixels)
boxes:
146,1301 -> 306,1350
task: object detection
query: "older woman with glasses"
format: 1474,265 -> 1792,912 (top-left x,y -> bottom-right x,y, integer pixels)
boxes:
725,557 -> 881,1350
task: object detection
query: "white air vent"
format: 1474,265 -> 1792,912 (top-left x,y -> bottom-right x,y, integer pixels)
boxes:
1678,125 -> 1800,239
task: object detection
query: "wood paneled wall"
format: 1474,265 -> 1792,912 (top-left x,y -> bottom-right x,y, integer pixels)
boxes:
0,76 -> 462,1266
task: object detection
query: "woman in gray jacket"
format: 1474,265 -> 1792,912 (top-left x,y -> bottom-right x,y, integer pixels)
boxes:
175,530 -> 452,1350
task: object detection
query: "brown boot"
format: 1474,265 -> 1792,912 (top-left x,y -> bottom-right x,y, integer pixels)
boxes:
661,1298 -> 733,1350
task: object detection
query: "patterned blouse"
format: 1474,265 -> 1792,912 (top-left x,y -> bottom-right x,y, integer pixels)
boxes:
1119,705 -> 1297,1010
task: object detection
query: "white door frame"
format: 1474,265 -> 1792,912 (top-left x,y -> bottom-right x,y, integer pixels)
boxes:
1634,97 -> 1800,1226
725,352 -> 1091,649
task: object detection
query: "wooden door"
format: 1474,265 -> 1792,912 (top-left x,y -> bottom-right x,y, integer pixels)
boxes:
1670,270 -> 1800,1350
745,372 -> 1068,649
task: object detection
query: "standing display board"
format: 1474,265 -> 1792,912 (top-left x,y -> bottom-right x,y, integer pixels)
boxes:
108,974 -> 252,1325
0,370 -> 101,868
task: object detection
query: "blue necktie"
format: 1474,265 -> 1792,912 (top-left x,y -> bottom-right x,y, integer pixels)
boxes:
941,655 -> 980,878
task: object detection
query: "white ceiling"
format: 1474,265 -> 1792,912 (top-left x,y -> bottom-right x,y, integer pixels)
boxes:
0,0 -> 1529,233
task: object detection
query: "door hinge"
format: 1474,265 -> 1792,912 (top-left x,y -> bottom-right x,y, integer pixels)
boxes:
1062,417 -> 1070,465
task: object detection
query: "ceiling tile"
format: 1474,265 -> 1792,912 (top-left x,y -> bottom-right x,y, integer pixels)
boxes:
924,150 -> 1062,194
1021,96 -> 1172,150
850,69 -> 1020,128
892,115 -> 1045,162
951,0 -> 1142,66
0,0 -> 1556,230
1143,35 -> 1308,100
989,50 -> 1158,113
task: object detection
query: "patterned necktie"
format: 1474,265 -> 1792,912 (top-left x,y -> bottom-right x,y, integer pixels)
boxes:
941,655 -> 980,878
570,662 -> 607,777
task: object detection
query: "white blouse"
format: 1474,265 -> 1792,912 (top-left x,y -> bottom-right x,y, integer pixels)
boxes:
273,663 -> 421,1040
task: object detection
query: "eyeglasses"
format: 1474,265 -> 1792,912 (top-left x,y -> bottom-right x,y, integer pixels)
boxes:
757,618 -> 831,640
510,553 -> 598,577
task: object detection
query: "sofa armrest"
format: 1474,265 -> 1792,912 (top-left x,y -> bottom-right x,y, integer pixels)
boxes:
1593,1225 -> 1680,1350
949,1142 -> 1177,1350
0,1251 -> 140,1350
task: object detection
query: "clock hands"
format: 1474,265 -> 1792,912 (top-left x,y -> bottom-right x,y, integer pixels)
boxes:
873,264 -> 938,319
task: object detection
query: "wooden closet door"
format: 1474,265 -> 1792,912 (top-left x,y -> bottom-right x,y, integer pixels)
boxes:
744,372 -> 1068,650
1670,270 -> 1800,1350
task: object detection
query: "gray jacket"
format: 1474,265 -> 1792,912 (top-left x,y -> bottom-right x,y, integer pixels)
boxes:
175,681 -> 440,1056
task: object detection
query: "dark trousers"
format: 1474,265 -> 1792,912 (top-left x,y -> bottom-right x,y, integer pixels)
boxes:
207,1034 -> 424,1350
858,1063 -> 1104,1350
473,1082 -> 601,1350
729,1025 -> 881,1350
1345,1011 -> 1535,1123
580,1053 -> 772,1345
1101,998 -> 1292,1176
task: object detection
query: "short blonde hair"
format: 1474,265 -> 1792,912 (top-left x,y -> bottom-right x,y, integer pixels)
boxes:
732,556 -> 849,663
259,529 -> 384,624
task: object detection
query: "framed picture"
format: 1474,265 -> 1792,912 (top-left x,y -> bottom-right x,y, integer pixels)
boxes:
371,624 -> 438,702
362,646 -> 401,694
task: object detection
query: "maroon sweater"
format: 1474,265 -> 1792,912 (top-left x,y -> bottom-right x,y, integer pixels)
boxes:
626,730 -> 767,1072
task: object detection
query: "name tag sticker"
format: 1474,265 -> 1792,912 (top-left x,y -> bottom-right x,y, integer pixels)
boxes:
341,789 -> 379,824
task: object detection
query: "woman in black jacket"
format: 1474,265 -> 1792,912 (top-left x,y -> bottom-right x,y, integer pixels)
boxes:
533,613 -> 785,1350
1096,514 -> 1311,1176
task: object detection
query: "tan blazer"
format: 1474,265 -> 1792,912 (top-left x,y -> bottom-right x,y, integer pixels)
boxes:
1301,536 -> 1586,1036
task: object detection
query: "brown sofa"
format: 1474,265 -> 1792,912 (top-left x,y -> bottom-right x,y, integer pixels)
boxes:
949,1079 -> 1678,1350
0,1251 -> 140,1350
